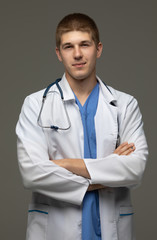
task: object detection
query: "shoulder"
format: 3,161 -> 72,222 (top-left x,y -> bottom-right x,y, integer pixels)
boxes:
98,77 -> 138,109
106,86 -> 142,124
26,89 -> 45,103
20,90 -> 44,114
107,85 -> 138,109
24,80 -> 59,105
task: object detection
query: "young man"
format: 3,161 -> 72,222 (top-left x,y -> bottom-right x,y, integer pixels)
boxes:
16,13 -> 148,240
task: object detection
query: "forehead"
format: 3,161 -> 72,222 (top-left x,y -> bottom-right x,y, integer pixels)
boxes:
60,31 -> 93,45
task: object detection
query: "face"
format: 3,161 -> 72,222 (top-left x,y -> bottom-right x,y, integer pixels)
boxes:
56,31 -> 103,83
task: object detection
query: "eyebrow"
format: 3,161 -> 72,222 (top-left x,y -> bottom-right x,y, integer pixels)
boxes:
81,40 -> 92,45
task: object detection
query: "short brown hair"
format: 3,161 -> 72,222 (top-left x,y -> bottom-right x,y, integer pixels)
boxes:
56,13 -> 100,48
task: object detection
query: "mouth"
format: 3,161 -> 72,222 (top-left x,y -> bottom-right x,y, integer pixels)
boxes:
72,62 -> 86,68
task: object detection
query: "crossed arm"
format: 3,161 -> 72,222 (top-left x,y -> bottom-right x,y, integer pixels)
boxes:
52,142 -> 135,191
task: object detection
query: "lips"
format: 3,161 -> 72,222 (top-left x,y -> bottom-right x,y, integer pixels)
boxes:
72,62 -> 86,68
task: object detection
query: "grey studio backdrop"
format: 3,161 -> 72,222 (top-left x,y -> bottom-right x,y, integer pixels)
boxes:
1,1 -> 156,239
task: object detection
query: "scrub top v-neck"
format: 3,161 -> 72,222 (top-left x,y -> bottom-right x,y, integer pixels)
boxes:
74,83 -> 101,240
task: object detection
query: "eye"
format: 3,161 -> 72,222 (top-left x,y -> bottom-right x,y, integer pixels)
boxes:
81,43 -> 89,47
64,45 -> 73,49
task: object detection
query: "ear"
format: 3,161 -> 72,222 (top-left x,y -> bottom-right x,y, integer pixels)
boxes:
96,42 -> 103,59
56,47 -> 62,62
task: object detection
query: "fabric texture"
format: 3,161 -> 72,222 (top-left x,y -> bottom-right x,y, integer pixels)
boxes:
74,83 -> 101,240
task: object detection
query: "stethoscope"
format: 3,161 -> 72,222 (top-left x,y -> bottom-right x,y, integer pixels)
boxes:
37,78 -> 113,131
37,78 -> 71,131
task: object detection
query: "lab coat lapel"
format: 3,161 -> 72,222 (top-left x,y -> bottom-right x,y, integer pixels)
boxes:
95,78 -> 118,158
56,75 -> 118,158
59,74 -> 75,101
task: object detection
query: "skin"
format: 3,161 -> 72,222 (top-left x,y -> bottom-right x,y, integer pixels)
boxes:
53,31 -> 135,191
52,143 -> 135,191
56,31 -> 103,105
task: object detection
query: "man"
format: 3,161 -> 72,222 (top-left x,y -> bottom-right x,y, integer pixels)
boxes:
16,13 -> 148,240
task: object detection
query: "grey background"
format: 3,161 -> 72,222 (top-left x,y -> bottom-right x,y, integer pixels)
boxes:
1,0 -> 156,239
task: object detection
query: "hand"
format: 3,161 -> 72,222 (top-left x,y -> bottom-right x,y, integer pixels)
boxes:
114,142 -> 135,156
87,184 -> 107,191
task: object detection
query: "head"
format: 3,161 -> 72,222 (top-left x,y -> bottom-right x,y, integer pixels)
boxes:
56,13 -> 100,49
55,13 -> 103,84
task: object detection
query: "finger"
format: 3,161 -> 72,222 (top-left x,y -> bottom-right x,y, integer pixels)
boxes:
117,142 -> 128,149
120,144 -> 134,155
88,184 -> 106,191
114,142 -> 128,154
122,145 -> 136,155
126,145 -> 136,155
116,143 -> 133,155
115,143 -> 135,155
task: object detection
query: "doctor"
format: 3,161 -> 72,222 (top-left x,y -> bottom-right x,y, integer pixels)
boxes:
16,13 -> 148,240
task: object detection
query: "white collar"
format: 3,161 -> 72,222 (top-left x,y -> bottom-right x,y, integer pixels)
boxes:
58,74 -> 117,105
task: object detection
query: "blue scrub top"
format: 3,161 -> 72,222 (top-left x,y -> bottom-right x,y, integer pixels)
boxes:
74,83 -> 101,240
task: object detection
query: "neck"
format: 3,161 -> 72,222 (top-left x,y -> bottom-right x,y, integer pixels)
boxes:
66,74 -> 97,105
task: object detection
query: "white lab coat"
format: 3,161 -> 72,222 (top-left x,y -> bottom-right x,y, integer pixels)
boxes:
16,75 -> 148,240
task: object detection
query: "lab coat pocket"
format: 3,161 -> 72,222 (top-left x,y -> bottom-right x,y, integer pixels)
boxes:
117,206 -> 135,240
26,203 -> 49,240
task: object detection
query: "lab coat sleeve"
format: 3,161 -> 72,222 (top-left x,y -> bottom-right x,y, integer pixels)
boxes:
84,96 -> 148,188
16,95 -> 89,205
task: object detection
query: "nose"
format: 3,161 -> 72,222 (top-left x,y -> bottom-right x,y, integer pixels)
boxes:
73,46 -> 83,60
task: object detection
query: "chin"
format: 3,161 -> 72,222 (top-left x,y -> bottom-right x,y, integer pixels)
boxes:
72,73 -> 89,81
66,69 -> 93,82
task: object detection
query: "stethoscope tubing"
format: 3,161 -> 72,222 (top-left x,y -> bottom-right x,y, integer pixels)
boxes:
37,78 -> 112,131
37,79 -> 71,130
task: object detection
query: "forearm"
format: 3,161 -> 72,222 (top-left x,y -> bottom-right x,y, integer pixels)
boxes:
84,140 -> 147,188
51,142 -> 137,193
52,158 -> 91,179
52,142 -> 135,177
52,159 -> 107,191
